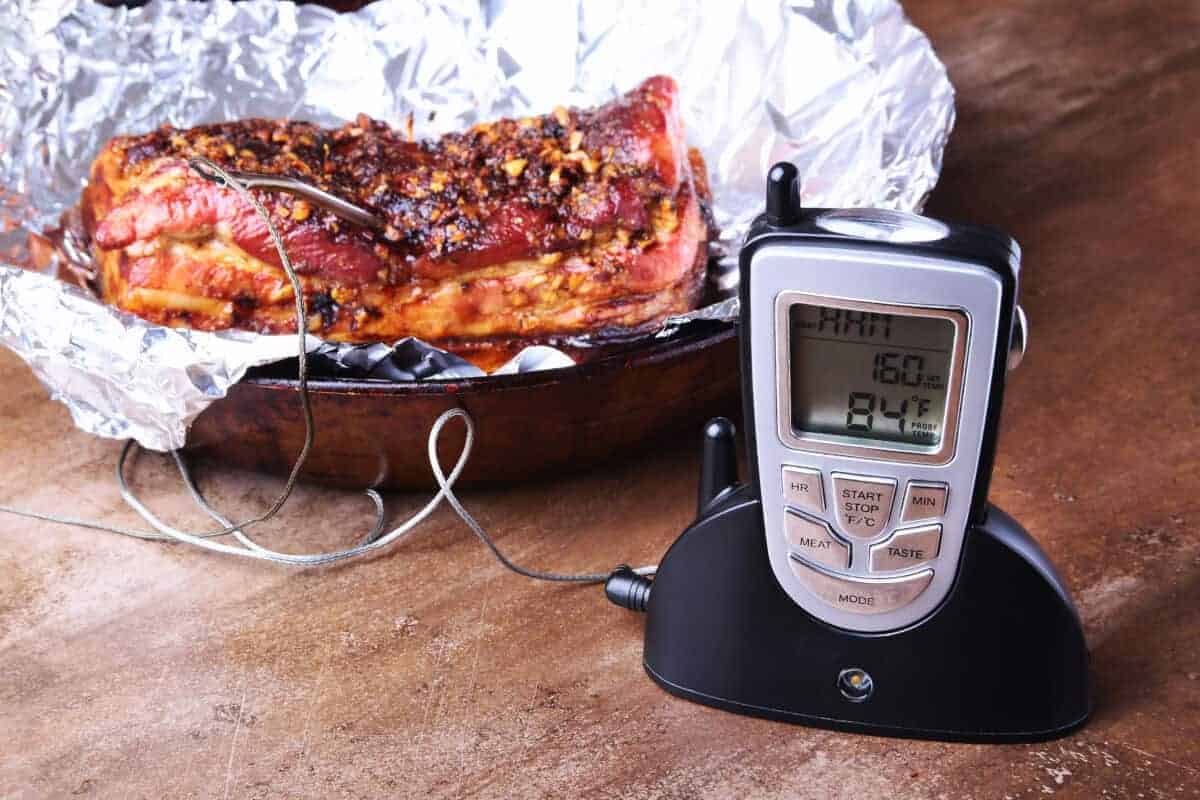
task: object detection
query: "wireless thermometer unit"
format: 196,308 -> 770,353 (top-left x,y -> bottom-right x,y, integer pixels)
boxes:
756,198 -> 1007,634
621,163 -> 1090,741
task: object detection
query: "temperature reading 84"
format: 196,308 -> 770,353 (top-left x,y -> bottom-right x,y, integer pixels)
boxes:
845,392 -> 934,439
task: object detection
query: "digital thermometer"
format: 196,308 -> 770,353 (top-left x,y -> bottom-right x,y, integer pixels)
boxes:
632,163 -> 1089,741
746,167 -> 1025,633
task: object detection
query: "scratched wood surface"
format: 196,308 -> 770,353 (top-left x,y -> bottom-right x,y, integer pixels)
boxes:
2,0 -> 1199,797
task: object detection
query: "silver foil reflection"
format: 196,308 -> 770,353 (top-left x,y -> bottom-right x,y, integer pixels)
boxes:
0,268 -> 307,450
0,0 -> 954,451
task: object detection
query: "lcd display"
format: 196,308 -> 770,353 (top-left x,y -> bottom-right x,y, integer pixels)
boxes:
789,304 -> 957,446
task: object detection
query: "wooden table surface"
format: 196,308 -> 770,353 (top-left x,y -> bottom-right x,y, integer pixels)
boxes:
3,0 -> 1198,797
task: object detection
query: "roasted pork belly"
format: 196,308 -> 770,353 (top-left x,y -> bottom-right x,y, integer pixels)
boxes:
82,76 -> 713,368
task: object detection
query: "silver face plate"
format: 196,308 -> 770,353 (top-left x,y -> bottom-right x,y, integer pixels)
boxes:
749,243 -> 1004,633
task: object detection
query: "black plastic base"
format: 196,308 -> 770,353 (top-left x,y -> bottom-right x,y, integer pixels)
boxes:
644,490 -> 1091,742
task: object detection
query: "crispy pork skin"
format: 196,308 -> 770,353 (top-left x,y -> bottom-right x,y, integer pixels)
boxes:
83,76 -> 712,368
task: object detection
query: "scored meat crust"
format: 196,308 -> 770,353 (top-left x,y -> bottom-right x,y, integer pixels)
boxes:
83,76 -> 714,369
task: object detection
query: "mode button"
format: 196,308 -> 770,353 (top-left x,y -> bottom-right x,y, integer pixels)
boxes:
789,558 -> 933,614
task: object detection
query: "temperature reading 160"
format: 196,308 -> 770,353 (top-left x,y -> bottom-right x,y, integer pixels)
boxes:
873,352 -> 925,386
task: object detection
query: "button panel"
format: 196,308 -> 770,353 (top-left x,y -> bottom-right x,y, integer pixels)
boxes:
869,524 -> 942,572
778,466 -> 949,617
788,557 -> 933,614
900,481 -> 947,523
781,466 -> 824,513
784,511 -> 849,570
831,474 -> 896,539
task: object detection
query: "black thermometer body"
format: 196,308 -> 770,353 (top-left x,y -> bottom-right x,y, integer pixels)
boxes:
639,164 -> 1089,741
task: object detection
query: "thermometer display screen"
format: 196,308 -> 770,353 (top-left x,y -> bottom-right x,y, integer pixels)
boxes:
789,304 -> 956,446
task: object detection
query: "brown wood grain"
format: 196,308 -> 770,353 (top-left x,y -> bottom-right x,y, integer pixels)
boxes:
2,0 -> 1199,797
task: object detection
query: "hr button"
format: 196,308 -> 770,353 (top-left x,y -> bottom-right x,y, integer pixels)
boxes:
782,466 -> 824,513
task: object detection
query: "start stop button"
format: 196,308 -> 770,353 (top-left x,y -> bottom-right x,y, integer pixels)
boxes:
816,208 -> 949,243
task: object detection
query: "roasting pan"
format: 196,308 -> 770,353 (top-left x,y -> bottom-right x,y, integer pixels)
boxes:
185,323 -> 739,489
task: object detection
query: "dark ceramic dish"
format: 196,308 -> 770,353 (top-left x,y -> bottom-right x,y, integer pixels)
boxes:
185,324 -> 740,489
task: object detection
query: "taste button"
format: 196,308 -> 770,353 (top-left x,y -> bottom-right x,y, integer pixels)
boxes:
870,524 -> 942,572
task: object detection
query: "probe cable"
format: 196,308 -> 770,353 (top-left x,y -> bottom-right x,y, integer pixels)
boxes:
0,158 -> 656,585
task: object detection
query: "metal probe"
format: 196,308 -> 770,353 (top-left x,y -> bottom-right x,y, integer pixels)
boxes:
188,159 -> 384,231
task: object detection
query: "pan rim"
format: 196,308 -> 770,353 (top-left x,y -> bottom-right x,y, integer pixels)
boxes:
239,322 -> 737,397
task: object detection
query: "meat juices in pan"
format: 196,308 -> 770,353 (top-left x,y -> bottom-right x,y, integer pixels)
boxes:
83,76 -> 715,369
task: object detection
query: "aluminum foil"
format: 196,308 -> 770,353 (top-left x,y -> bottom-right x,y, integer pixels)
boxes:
0,0 -> 954,451
0,267 -> 308,449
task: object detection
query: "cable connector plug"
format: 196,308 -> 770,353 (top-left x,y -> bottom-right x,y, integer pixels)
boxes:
605,565 -> 652,612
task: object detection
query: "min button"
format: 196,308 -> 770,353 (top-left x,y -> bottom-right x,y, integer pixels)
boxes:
831,474 -> 896,539
901,482 -> 948,523
782,466 -> 824,513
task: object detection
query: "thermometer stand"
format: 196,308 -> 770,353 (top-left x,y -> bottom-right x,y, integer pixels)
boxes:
642,420 -> 1090,742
